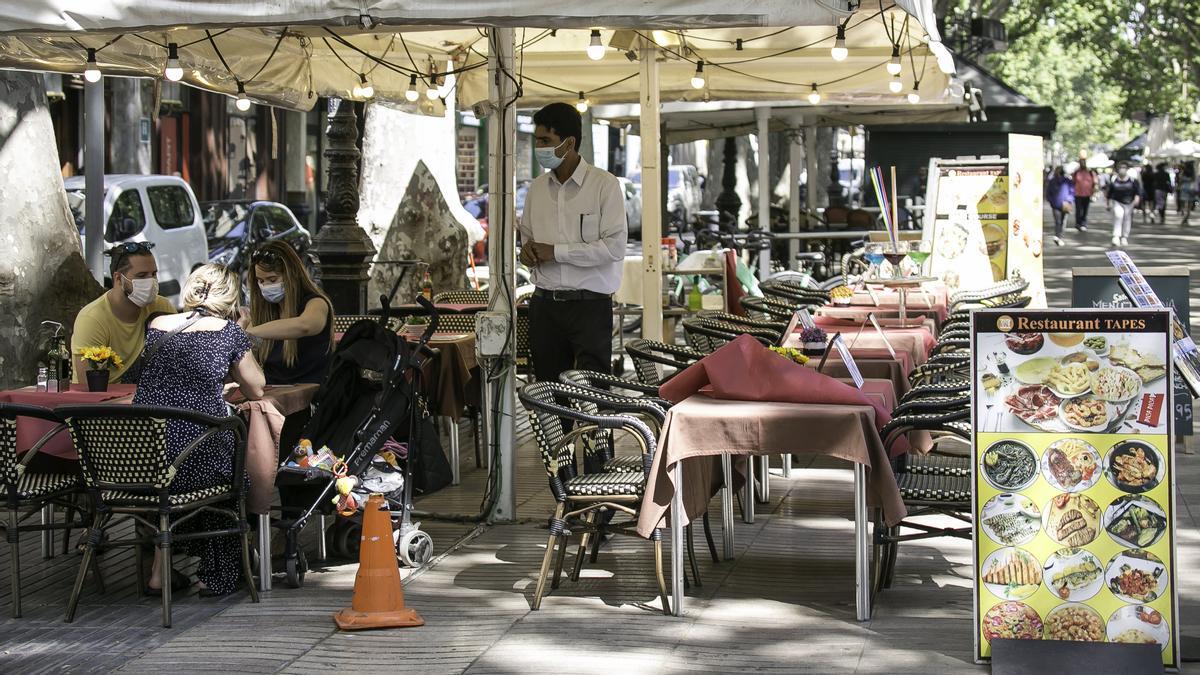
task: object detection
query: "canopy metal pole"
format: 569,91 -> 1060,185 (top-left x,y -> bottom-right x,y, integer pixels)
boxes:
756,106 -> 771,279
486,26 -> 517,523
805,124 -> 819,223
639,44 -> 663,341
788,118 -> 803,270
84,76 -> 105,282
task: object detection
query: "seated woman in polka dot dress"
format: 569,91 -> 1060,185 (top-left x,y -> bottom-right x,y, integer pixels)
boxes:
133,264 -> 265,597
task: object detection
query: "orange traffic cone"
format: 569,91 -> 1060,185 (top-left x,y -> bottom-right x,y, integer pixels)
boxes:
333,494 -> 425,630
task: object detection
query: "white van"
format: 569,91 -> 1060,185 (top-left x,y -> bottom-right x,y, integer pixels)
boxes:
64,174 -> 209,304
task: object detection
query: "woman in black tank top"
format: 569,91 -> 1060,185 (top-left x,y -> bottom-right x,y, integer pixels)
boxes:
241,241 -> 334,385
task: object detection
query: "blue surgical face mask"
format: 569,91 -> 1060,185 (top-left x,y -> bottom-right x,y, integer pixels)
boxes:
259,281 -> 285,304
535,138 -> 568,170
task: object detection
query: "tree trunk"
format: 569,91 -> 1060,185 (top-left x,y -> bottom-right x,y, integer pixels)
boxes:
109,78 -> 152,175
0,71 -> 103,388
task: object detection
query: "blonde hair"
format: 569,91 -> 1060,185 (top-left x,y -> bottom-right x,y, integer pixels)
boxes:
248,241 -> 334,367
181,264 -> 241,319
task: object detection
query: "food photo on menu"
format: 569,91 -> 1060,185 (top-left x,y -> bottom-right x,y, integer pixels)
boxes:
976,328 -> 1169,435
971,310 -> 1178,667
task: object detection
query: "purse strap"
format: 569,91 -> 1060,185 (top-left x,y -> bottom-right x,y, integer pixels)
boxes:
140,311 -> 206,369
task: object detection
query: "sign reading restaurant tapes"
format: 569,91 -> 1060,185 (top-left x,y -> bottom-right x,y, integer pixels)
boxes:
971,309 -> 1177,668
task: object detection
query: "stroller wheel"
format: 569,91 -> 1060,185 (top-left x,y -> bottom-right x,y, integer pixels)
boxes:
339,521 -> 362,560
398,529 -> 433,567
285,550 -> 307,588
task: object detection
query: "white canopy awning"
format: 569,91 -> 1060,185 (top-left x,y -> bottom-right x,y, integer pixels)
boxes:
593,98 -> 966,144
0,1 -> 951,112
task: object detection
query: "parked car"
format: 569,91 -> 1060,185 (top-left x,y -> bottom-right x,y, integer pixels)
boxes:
201,200 -> 318,279
64,174 -> 209,304
617,177 -> 643,237
629,164 -> 703,227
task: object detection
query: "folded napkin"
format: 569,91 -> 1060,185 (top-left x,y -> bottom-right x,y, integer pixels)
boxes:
660,334 -> 893,435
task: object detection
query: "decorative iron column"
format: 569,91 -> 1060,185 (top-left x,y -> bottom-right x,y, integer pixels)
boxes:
714,136 -> 742,220
310,97 -> 377,315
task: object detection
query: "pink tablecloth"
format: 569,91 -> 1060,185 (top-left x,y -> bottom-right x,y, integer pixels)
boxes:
788,320 -> 935,366
636,396 -> 906,537
1,383 -> 317,515
846,286 -> 949,324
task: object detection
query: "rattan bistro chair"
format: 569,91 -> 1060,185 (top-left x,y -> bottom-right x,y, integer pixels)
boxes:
682,317 -> 779,353
624,339 -> 706,385
697,310 -> 790,335
0,404 -> 87,617
333,315 -> 403,334
739,295 -> 802,322
873,411 -> 973,592
518,382 -> 672,614
432,289 -> 489,306
58,405 -> 260,627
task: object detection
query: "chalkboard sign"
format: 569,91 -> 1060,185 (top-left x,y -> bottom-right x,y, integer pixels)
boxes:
1073,265 -> 1193,435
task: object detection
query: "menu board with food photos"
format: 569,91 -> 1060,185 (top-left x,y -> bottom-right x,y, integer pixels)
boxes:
971,309 -> 1177,667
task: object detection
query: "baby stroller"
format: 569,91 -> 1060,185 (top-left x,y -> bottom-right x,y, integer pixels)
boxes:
272,296 -> 441,587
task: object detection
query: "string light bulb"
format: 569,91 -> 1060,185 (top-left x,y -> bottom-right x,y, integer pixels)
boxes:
807,84 -> 821,105
691,61 -> 706,89
83,48 -> 101,83
353,73 -> 375,99
830,25 -> 848,61
425,73 -> 440,100
234,81 -> 251,111
886,45 -> 902,76
405,74 -> 419,102
907,83 -> 920,105
164,43 -> 183,82
586,30 -> 605,60
575,92 -> 589,113
889,73 -> 903,94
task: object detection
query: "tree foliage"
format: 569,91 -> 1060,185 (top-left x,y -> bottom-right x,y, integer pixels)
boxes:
942,0 -> 1200,155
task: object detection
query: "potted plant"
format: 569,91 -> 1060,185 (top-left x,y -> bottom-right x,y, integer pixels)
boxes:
798,327 -> 828,356
78,346 -> 124,392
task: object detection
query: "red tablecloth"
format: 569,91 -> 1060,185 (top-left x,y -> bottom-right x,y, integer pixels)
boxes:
0,385 -> 137,459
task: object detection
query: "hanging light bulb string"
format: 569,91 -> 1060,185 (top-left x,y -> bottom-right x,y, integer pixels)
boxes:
204,28 -> 287,97
905,29 -> 929,101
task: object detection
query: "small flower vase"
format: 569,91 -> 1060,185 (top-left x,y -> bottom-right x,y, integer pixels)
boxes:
803,342 -> 827,356
85,368 -> 109,393
832,297 -> 852,306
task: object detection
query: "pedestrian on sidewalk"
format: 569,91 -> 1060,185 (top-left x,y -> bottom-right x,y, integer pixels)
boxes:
1179,163 -> 1195,225
1072,159 -> 1095,231
1154,163 -> 1172,223
1045,166 -> 1075,246
1139,166 -> 1156,223
1106,162 -> 1144,247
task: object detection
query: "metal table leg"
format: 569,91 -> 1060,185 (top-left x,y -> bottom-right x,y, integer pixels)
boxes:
854,463 -> 869,621
41,505 -> 53,559
781,453 -> 792,478
743,456 -> 755,524
317,514 -> 327,562
671,460 -> 685,617
757,456 -> 770,504
721,454 -> 734,560
258,513 -> 272,592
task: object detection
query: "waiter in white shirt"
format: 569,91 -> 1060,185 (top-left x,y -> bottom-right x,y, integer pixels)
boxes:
519,102 -> 628,385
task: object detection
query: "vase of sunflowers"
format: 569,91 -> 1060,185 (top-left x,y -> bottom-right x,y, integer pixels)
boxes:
79,346 -> 124,392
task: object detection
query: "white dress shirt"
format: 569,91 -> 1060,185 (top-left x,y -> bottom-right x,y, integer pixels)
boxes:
518,158 -> 628,294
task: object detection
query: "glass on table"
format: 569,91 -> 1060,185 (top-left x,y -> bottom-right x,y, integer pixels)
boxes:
906,239 -> 932,277
863,244 -> 886,279
881,242 -> 908,278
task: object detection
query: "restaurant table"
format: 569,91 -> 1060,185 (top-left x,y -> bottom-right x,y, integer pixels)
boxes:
820,303 -> 940,326
788,320 -> 935,366
390,302 -> 487,315
637,395 -> 905,620
847,285 -> 949,324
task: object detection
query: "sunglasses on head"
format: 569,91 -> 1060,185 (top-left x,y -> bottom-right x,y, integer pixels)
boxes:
104,241 -> 156,257
251,248 -> 281,265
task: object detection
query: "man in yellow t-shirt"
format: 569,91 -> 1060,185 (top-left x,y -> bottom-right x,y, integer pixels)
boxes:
71,242 -> 176,383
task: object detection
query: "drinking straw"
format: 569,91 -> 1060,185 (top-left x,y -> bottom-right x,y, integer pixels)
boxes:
890,166 -> 899,246
869,167 -> 891,239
